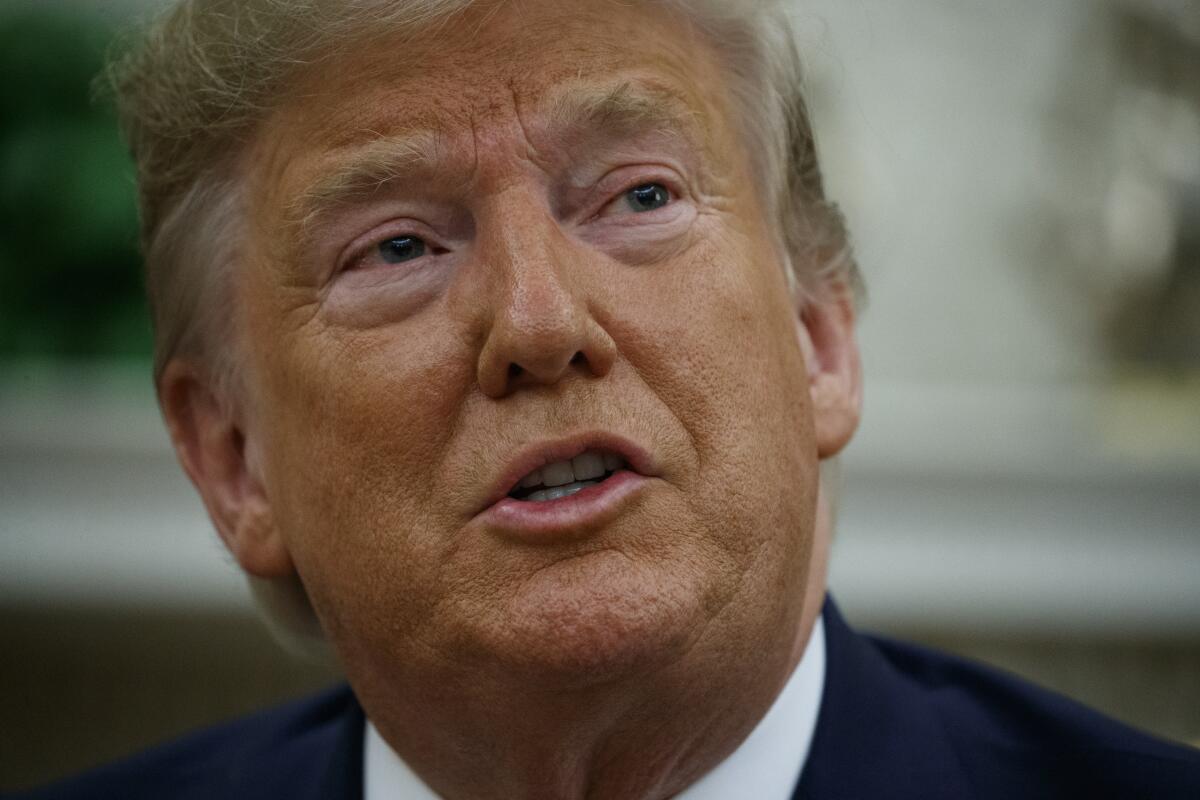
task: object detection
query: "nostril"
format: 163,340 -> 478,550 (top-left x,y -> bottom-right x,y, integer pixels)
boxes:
570,351 -> 585,365
508,364 -> 524,379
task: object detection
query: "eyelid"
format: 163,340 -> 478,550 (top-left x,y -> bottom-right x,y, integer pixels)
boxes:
591,168 -> 687,220
337,220 -> 444,273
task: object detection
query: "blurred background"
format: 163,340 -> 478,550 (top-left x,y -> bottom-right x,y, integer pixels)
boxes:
1,0 -> 1198,790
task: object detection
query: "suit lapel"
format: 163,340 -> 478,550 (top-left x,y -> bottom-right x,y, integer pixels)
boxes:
792,598 -> 975,800
314,689 -> 367,800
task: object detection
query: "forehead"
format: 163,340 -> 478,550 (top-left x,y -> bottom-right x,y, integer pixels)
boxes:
252,0 -> 740,198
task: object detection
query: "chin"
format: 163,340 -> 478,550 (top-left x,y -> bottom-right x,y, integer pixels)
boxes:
480,550 -> 708,687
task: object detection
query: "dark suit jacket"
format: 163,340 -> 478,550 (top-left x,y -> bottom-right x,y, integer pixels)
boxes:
13,598 -> 1200,799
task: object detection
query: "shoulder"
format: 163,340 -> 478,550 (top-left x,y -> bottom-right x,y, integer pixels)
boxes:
869,632 -> 1200,798
801,600 -> 1200,799
8,685 -> 363,800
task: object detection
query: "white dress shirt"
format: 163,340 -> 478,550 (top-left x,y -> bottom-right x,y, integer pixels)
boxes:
364,616 -> 826,800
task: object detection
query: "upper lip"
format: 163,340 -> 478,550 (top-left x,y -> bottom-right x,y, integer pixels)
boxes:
477,431 -> 658,514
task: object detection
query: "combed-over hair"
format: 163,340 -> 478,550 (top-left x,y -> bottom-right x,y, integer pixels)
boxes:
107,0 -> 859,657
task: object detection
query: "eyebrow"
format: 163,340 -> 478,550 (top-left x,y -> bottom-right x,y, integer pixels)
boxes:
541,79 -> 704,145
285,129 -> 443,236
285,80 -> 705,242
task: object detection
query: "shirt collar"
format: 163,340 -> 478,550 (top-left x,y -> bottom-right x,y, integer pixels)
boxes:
365,616 -> 826,800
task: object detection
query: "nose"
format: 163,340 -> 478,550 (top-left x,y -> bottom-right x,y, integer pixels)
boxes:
474,210 -> 617,399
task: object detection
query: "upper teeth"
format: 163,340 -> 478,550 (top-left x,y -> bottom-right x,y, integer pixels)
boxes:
517,451 -> 625,491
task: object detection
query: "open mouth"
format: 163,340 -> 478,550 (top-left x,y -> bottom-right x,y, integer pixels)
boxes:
507,451 -> 628,503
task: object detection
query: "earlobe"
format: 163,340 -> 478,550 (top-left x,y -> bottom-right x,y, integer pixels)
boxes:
159,360 -> 294,579
796,283 -> 863,459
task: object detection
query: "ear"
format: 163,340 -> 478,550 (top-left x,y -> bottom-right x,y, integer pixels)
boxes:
795,283 -> 862,459
158,360 -> 294,579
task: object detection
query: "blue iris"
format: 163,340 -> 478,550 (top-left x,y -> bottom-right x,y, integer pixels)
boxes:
379,236 -> 427,264
626,183 -> 670,212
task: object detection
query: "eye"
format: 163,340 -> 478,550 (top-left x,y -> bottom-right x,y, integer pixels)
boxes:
624,183 -> 672,213
378,236 -> 428,264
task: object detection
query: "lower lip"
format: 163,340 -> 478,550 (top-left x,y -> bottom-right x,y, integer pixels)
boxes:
479,470 -> 649,543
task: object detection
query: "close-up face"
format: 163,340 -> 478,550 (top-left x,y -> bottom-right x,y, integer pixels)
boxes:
234,0 -> 828,696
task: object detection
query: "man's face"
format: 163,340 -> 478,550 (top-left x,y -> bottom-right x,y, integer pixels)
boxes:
237,0 -> 825,690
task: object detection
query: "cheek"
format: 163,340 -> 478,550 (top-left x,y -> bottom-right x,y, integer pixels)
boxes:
250,309 -> 476,628
638,224 -> 811,433
615,223 -> 818,552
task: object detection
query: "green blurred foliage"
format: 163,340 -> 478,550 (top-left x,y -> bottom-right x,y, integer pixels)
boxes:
0,8 -> 151,360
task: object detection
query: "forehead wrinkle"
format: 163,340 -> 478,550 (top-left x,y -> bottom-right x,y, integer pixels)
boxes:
278,72 -> 726,255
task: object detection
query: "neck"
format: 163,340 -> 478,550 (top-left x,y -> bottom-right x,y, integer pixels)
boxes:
357,493 -> 835,800
367,612 -> 831,800
368,613 -> 821,800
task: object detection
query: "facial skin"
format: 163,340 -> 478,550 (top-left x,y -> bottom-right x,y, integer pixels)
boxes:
162,1 -> 861,797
